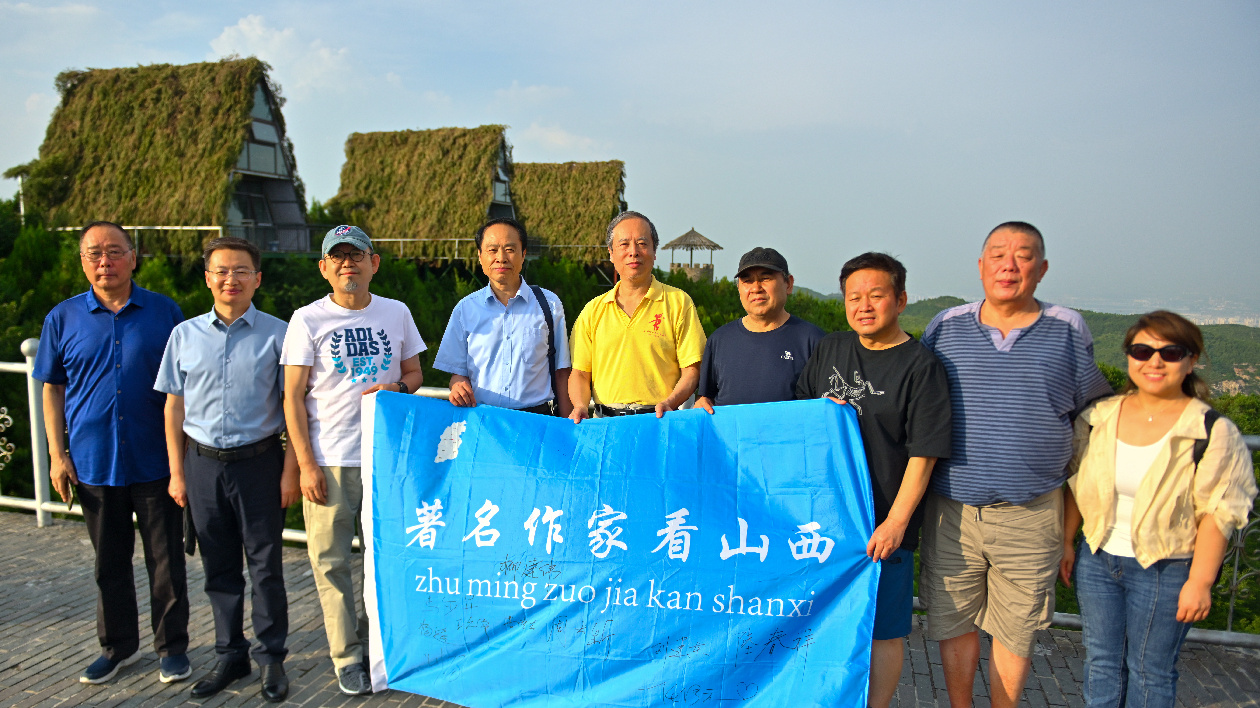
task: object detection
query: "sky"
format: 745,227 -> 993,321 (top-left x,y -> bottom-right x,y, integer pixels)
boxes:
2,1 -> 1258,317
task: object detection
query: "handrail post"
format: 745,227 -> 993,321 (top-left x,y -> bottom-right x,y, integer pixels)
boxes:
22,338 -> 50,527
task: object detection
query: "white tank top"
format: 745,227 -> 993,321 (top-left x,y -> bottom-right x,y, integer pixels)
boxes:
1100,435 -> 1165,557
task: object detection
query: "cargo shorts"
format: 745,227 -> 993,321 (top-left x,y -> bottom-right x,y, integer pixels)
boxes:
919,488 -> 1063,658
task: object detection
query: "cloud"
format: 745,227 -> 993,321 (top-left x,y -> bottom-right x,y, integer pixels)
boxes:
0,2 -> 98,18
493,81 -> 570,106
516,122 -> 599,154
208,15 -> 352,99
24,93 -> 54,114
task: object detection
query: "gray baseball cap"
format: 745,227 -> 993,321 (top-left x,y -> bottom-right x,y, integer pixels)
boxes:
321,225 -> 373,255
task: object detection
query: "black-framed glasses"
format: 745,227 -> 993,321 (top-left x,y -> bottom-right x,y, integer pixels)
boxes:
1125,343 -> 1191,363
81,248 -> 132,261
324,250 -> 368,264
206,268 -> 259,280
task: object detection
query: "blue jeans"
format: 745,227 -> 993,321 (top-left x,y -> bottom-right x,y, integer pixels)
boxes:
1075,542 -> 1194,708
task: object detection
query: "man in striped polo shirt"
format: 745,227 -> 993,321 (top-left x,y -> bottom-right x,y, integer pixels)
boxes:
920,222 -> 1113,708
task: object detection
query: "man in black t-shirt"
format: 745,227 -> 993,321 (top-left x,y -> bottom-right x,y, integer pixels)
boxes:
795,252 -> 951,708
695,247 -> 823,410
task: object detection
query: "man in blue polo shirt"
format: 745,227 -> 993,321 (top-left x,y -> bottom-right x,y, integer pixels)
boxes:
434,218 -> 572,415
34,221 -> 190,685
155,237 -> 297,702
919,222 -> 1113,708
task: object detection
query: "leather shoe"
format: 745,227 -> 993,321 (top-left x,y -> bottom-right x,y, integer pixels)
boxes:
260,663 -> 289,703
190,659 -> 251,697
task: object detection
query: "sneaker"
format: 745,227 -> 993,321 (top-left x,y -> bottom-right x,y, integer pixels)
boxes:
80,652 -> 140,684
337,662 -> 372,696
158,654 -> 191,683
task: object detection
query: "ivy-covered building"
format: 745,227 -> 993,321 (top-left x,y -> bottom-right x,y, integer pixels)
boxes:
324,125 -> 514,259
5,57 -> 309,253
510,161 -> 626,263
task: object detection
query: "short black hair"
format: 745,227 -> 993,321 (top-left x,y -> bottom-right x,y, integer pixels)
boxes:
203,236 -> 262,271
839,252 -> 907,296
476,218 -> 527,252
79,221 -> 134,250
984,221 -> 1045,259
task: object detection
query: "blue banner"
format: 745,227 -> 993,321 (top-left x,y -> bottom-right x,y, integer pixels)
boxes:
362,394 -> 879,707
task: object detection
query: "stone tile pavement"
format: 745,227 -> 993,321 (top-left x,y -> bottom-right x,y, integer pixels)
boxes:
1,510 -> 1256,707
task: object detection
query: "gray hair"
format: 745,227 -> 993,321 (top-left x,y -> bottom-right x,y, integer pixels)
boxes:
605,211 -> 659,251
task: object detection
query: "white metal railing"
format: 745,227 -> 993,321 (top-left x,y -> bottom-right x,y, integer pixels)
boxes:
1,339 -> 1259,643
0,337 -> 448,533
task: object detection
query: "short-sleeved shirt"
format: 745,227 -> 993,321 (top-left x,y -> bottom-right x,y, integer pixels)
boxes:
922,300 -> 1114,506
697,315 -> 823,405
433,279 -> 571,410
280,294 -> 426,466
32,283 -> 184,487
796,331 -> 953,550
154,304 -> 288,449
569,277 -> 706,406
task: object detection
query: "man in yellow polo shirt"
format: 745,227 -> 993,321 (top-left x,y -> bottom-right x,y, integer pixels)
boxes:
568,211 -> 706,421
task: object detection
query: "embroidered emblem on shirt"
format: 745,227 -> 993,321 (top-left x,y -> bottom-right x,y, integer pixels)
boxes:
782,351 -> 794,360
822,367 -> 884,416
651,314 -> 663,332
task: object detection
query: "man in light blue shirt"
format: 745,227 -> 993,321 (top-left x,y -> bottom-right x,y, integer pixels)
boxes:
435,217 -> 572,415
155,237 -> 297,703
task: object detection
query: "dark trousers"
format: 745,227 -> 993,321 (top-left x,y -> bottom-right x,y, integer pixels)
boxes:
185,442 -> 289,664
78,477 -> 190,660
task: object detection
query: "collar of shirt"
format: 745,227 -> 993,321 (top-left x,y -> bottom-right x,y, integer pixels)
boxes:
973,299 -> 1044,352
84,281 -> 149,313
599,276 -> 663,308
203,302 -> 259,330
479,277 -> 536,309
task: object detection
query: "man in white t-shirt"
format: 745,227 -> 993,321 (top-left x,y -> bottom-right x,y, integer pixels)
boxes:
280,225 -> 426,696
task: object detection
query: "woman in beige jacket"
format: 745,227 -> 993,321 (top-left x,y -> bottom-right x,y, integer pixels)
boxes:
1061,311 -> 1256,708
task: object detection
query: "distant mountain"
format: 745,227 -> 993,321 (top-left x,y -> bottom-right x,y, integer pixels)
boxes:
888,296 -> 1260,395
793,285 -> 838,301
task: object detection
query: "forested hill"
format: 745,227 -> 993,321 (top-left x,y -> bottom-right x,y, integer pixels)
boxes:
897,296 -> 1260,395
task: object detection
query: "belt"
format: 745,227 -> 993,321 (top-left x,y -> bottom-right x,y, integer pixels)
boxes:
520,401 -> 555,416
194,434 -> 280,463
594,403 -> 656,417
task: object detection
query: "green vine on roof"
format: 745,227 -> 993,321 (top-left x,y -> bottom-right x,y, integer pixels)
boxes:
4,57 -> 301,261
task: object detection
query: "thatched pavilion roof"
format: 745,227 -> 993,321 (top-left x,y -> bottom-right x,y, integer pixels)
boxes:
663,228 -> 722,252
510,161 -> 626,261
325,125 -> 510,256
5,58 -> 291,233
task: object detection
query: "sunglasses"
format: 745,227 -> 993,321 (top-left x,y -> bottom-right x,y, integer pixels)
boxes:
1125,343 -> 1192,363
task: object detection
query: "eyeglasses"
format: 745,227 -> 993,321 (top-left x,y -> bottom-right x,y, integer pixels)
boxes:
1125,343 -> 1192,363
81,248 -> 131,261
324,250 -> 369,264
206,269 -> 259,280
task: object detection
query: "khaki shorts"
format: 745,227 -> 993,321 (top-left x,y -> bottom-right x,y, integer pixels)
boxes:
919,488 -> 1063,658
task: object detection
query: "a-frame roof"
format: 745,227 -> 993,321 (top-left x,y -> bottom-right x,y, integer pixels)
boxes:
510,160 -> 626,258
327,125 -> 510,244
6,58 -> 287,228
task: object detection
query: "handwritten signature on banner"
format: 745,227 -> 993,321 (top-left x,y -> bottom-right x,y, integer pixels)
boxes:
369,396 -> 877,706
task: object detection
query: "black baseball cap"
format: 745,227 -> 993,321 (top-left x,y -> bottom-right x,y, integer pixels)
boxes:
736,247 -> 790,278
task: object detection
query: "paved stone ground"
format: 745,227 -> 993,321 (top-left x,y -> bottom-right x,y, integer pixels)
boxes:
1,510 -> 1257,707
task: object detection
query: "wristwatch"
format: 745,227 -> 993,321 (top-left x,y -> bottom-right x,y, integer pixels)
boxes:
396,381 -> 409,395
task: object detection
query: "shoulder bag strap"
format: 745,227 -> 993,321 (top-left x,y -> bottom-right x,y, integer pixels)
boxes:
530,285 -> 558,405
